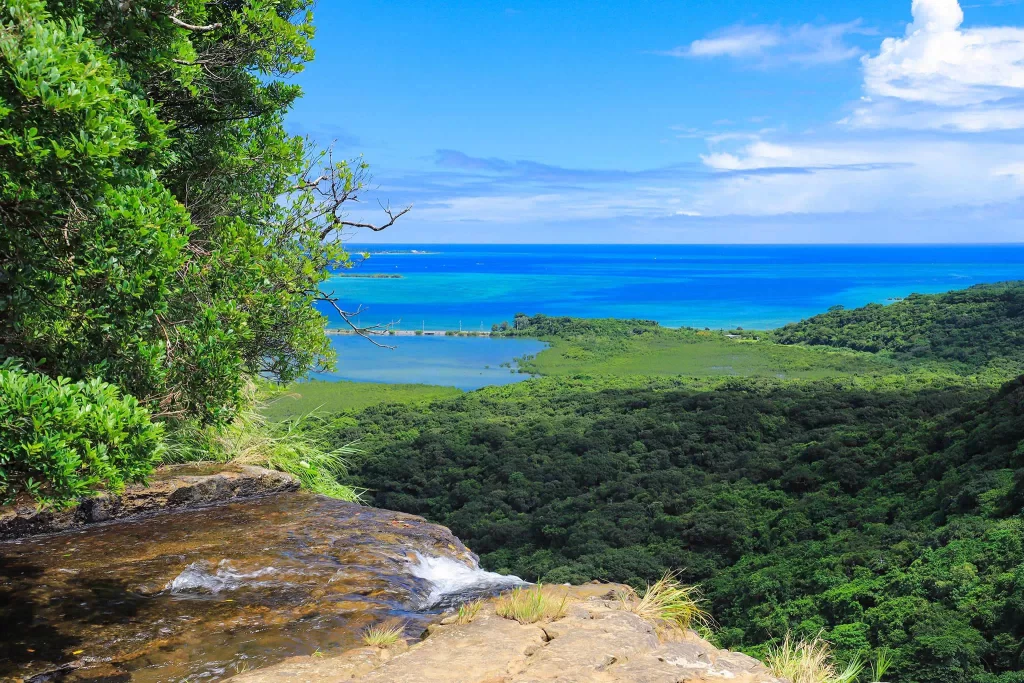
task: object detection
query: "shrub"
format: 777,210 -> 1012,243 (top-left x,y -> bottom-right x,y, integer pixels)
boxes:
0,365 -> 164,507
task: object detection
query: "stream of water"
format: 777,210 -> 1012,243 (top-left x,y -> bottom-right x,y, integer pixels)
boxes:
0,492 -> 522,682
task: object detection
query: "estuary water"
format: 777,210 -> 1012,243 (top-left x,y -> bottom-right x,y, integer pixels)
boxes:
318,244 -> 1024,331
309,335 -> 547,390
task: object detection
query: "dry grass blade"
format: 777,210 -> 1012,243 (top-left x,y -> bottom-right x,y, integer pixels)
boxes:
162,381 -> 363,502
765,632 -> 863,683
620,570 -> 712,631
495,585 -> 568,624
361,619 -> 406,648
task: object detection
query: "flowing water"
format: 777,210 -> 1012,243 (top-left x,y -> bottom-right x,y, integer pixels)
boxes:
0,492 -> 523,682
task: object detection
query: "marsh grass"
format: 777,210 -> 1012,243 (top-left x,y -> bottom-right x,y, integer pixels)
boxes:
454,600 -> 483,624
163,382 -> 363,501
495,585 -> 568,624
765,633 -> 864,683
261,380 -> 462,422
361,620 -> 406,648
618,571 -> 712,631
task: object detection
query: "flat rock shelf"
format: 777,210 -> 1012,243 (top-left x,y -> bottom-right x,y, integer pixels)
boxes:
229,584 -> 787,683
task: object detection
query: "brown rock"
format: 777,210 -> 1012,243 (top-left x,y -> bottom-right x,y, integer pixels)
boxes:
229,586 -> 788,683
0,463 -> 298,540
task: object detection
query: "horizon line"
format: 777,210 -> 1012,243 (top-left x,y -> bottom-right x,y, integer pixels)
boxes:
343,242 -> 1024,247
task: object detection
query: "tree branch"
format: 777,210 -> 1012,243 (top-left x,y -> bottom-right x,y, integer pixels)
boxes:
335,202 -> 412,232
166,12 -> 223,32
319,296 -> 397,349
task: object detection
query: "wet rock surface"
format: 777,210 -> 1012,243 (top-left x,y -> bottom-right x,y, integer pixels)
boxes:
0,464 -> 299,540
231,585 -> 788,683
0,489 -> 521,683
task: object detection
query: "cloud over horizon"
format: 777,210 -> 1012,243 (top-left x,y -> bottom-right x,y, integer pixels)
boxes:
345,0 -> 1024,243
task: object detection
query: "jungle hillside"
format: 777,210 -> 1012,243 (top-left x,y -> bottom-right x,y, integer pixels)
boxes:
293,282 -> 1024,683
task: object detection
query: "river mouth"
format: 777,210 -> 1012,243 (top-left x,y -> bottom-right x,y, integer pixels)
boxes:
0,492 -> 522,683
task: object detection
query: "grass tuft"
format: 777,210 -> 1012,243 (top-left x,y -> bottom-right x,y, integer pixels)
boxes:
495,585 -> 568,624
868,647 -> 894,682
162,381 -> 363,502
361,619 -> 406,648
454,599 -> 483,625
765,633 -> 864,683
619,570 -> 712,631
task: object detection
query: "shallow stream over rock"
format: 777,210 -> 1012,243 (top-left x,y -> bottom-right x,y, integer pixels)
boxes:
0,491 -> 522,682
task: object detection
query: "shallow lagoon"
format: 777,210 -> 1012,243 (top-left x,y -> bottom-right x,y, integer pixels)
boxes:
309,335 -> 548,390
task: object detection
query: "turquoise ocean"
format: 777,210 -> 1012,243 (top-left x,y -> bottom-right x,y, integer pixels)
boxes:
311,244 -> 1024,389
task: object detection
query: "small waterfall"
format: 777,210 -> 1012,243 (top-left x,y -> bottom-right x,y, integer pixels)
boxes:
407,552 -> 525,609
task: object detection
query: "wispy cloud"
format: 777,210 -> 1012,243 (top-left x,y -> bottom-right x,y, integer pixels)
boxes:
656,21 -> 872,66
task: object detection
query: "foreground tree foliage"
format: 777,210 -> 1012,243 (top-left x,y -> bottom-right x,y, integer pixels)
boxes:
1,0 -> 400,503
0,0 -> 381,424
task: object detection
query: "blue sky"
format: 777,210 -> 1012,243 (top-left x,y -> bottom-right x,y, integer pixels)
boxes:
287,0 -> 1024,243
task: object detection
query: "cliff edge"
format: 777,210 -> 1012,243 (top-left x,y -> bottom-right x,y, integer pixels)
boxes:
231,584 -> 786,683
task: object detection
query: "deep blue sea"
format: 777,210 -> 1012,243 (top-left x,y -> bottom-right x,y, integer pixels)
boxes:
319,244 -> 1024,331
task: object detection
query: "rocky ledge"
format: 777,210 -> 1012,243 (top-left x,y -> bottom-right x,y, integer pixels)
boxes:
230,584 -> 786,683
0,463 -> 298,540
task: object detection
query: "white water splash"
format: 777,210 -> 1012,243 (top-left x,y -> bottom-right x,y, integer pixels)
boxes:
407,552 -> 525,609
165,560 -> 278,594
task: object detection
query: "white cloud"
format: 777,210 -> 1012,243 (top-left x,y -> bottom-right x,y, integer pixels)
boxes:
701,142 -> 797,171
850,0 -> 1024,130
685,26 -> 782,58
659,22 -> 869,66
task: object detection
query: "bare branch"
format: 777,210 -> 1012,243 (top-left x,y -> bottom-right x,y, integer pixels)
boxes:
319,297 -> 397,349
166,12 -> 223,32
335,203 -> 412,232
290,143 -> 412,239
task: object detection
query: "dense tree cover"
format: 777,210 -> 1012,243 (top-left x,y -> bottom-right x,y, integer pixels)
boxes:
332,375 -> 1024,682
0,0 -> 381,424
773,282 -> 1024,372
0,0 -> 401,503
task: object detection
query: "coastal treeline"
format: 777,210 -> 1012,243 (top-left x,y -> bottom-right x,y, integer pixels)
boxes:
321,283 -> 1024,683
772,282 -> 1024,372
0,1 -> 386,505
